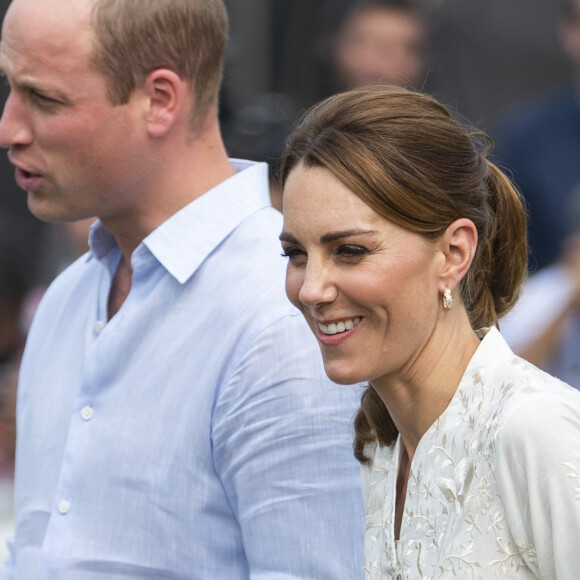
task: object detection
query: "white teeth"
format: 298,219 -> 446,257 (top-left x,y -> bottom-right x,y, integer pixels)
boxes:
318,317 -> 361,335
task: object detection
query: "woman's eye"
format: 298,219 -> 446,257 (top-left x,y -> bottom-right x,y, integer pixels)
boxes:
337,244 -> 368,258
281,247 -> 306,263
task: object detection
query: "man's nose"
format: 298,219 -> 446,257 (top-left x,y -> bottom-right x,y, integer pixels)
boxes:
0,92 -> 33,148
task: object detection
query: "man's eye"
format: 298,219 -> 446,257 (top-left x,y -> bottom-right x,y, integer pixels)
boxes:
30,91 -> 58,106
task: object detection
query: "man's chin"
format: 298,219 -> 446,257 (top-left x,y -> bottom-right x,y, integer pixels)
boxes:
27,195 -> 72,224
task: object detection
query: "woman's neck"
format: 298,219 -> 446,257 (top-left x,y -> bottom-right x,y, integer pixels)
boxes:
371,311 -> 481,460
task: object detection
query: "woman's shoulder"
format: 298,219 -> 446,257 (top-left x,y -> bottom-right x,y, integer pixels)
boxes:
484,354 -> 580,460
492,352 -> 579,418
466,328 -> 579,427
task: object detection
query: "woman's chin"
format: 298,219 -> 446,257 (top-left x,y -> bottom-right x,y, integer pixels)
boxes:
323,361 -> 367,386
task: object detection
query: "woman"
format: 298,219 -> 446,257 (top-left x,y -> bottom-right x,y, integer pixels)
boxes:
279,87 -> 580,579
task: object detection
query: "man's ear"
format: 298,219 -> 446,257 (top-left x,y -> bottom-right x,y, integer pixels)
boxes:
141,69 -> 185,138
438,218 -> 478,294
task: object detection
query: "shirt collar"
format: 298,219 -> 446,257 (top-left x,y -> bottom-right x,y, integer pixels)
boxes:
88,160 -> 272,283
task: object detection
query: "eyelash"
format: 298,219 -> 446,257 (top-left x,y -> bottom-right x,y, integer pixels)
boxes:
32,92 -> 50,102
280,247 -> 305,261
281,244 -> 370,263
30,91 -> 59,108
337,244 -> 369,258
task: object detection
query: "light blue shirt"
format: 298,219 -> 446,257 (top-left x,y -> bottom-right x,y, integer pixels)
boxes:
2,161 -> 365,579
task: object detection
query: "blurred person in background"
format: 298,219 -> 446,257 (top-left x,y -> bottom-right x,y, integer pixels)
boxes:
492,0 -> 580,271
331,0 -> 428,91
261,0 -> 569,132
224,0 -> 429,211
501,183 -> 580,389
421,0 -> 570,128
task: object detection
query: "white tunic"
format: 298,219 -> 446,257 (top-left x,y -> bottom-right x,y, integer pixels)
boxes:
362,327 -> 580,579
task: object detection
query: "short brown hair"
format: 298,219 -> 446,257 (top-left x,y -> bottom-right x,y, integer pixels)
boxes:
280,86 -> 528,461
90,0 -> 228,131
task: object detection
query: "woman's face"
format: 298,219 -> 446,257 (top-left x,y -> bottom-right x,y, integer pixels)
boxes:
281,163 -> 446,386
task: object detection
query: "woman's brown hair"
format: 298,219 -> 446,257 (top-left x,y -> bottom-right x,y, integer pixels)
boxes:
280,86 -> 528,462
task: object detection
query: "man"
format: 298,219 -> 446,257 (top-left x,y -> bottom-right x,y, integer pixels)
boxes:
0,0 -> 364,577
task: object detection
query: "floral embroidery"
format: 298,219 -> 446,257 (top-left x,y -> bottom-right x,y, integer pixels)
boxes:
362,327 -> 580,579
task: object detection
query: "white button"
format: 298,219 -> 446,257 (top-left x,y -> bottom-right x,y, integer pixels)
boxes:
81,406 -> 94,421
58,500 -> 70,514
94,320 -> 105,333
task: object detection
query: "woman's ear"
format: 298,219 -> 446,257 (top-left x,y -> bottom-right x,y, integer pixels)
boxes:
141,69 -> 185,138
438,218 -> 478,294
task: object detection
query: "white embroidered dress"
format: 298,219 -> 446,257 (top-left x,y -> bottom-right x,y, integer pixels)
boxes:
362,327 -> 580,579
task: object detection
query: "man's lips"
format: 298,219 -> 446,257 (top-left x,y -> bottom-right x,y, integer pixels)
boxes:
14,166 -> 44,191
7,152 -> 43,179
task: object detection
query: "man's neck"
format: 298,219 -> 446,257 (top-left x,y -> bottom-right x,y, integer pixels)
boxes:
101,115 -> 236,263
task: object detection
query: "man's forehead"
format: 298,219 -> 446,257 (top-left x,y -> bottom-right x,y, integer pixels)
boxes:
0,0 -> 95,72
2,0 -> 94,44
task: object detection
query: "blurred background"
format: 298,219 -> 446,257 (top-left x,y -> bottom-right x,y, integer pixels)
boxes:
0,0 -> 578,558
220,0 -> 571,188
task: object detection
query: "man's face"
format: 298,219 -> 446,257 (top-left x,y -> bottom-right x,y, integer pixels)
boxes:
0,0 -> 145,224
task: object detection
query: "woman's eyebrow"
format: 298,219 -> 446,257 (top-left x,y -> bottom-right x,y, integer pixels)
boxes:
279,229 -> 377,244
320,230 -> 376,244
279,232 -> 299,243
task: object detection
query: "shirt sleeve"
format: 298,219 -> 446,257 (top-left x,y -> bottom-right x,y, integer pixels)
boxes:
494,385 -> 580,580
212,313 -> 365,579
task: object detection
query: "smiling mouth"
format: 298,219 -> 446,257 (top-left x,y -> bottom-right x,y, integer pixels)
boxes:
318,317 -> 361,335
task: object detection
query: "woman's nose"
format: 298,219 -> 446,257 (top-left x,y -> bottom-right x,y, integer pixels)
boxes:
298,261 -> 338,308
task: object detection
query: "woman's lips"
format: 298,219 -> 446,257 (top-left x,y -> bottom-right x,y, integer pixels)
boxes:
316,316 -> 362,345
318,317 -> 361,335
